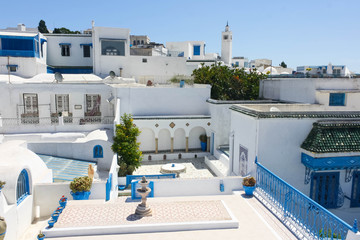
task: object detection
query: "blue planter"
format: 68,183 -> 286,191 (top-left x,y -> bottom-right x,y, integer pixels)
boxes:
243,186 -> 256,196
59,200 -> 67,207
51,213 -> 59,221
48,219 -> 56,228
56,206 -> 64,213
70,191 -> 91,200
200,142 -> 207,151
37,235 -> 45,240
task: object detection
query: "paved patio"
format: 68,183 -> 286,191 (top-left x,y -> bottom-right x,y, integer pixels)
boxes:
31,193 -> 297,240
133,157 -> 216,178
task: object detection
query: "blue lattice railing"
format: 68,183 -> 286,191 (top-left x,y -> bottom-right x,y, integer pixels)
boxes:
255,161 -> 358,240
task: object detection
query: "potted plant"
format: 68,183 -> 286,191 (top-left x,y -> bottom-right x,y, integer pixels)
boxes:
199,134 -> 207,151
242,176 -> 256,196
112,114 -> 142,185
69,176 -> 92,200
0,181 -> 5,191
59,195 -> 67,207
48,219 -> 56,228
37,231 -> 45,240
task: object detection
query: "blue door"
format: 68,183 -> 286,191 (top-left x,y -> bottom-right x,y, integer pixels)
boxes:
351,171 -> 360,207
310,172 -> 339,209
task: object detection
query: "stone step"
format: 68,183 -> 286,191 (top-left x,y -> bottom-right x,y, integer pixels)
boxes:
205,156 -> 228,177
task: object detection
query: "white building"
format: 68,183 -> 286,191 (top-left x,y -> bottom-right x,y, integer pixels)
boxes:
296,63 -> 352,77
0,25 -> 47,78
45,34 -> 93,73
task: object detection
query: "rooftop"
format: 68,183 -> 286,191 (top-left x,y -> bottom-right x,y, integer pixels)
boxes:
301,121 -> 360,153
230,104 -> 360,119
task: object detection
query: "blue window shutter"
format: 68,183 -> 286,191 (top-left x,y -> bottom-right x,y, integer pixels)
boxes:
17,169 -> 30,205
193,45 -> 200,56
329,93 -> 345,106
93,145 -> 103,158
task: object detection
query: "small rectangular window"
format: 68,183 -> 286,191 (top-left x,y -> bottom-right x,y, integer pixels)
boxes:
9,66 -> 17,72
193,45 -> 200,56
224,35 -> 228,40
61,45 -> 70,56
142,58 -> 147,63
329,93 -> 345,106
83,45 -> 90,58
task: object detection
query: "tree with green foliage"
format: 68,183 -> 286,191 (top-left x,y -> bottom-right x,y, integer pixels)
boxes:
192,63 -> 267,100
112,113 -> 142,176
38,20 -> 49,33
53,27 -> 81,34
279,61 -> 287,68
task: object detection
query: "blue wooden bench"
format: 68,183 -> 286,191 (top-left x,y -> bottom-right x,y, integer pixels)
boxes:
118,173 -> 176,190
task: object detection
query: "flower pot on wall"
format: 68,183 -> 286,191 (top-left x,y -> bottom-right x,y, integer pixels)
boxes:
70,191 -> 91,200
200,142 -> 207,151
243,186 -> 256,196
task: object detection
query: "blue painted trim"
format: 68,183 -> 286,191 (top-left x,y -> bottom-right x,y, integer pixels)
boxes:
59,43 -> 71,46
6,64 -> 18,68
93,145 -> 103,158
0,35 -> 36,40
0,231 -> 6,236
17,169 -> 30,205
123,174 -> 176,189
0,50 -> 36,57
47,66 -> 93,74
40,39 -> 47,44
80,43 -> 93,47
301,153 -> 360,170
105,173 -> 112,201
351,171 -> 360,207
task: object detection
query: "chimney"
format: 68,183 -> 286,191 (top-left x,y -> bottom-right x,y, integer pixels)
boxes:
17,23 -> 26,31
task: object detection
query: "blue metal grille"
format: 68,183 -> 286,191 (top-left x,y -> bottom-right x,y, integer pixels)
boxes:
255,161 -> 357,239
17,169 -> 30,205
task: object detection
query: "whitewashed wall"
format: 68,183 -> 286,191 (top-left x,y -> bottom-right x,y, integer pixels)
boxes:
316,90 -> 360,110
0,82 -> 113,119
0,57 -> 47,78
260,78 -> 360,106
33,181 -> 107,217
134,117 -> 211,152
46,35 -> 93,67
115,85 -> 211,116
152,176 -> 243,197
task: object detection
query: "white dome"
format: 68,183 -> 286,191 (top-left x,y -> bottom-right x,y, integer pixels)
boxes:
0,141 -> 51,204
263,67 -> 278,75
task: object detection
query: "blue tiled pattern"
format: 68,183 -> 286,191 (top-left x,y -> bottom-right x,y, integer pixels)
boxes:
38,154 -> 96,182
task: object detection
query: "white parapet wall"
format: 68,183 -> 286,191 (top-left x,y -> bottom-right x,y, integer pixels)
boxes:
152,176 -> 243,197
33,181 -> 107,218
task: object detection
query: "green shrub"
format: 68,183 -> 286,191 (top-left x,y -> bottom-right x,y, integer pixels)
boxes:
70,176 -> 92,193
242,177 -> 256,187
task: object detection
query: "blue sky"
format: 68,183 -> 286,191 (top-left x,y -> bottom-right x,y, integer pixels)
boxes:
1,0 -> 360,72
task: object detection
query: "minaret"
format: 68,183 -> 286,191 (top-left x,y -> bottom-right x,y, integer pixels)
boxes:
221,22 -> 232,65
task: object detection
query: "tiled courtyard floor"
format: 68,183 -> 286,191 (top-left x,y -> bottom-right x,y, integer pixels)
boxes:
36,194 -> 297,240
55,200 -> 231,228
133,157 -> 216,178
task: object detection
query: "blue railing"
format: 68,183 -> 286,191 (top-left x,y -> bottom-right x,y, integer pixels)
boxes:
255,161 -> 357,240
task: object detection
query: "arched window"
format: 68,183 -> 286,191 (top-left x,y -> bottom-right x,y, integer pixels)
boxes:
17,169 -> 30,205
141,40 -> 144,45
93,145 -> 103,158
137,40 -> 140,45
133,40 -> 136,46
